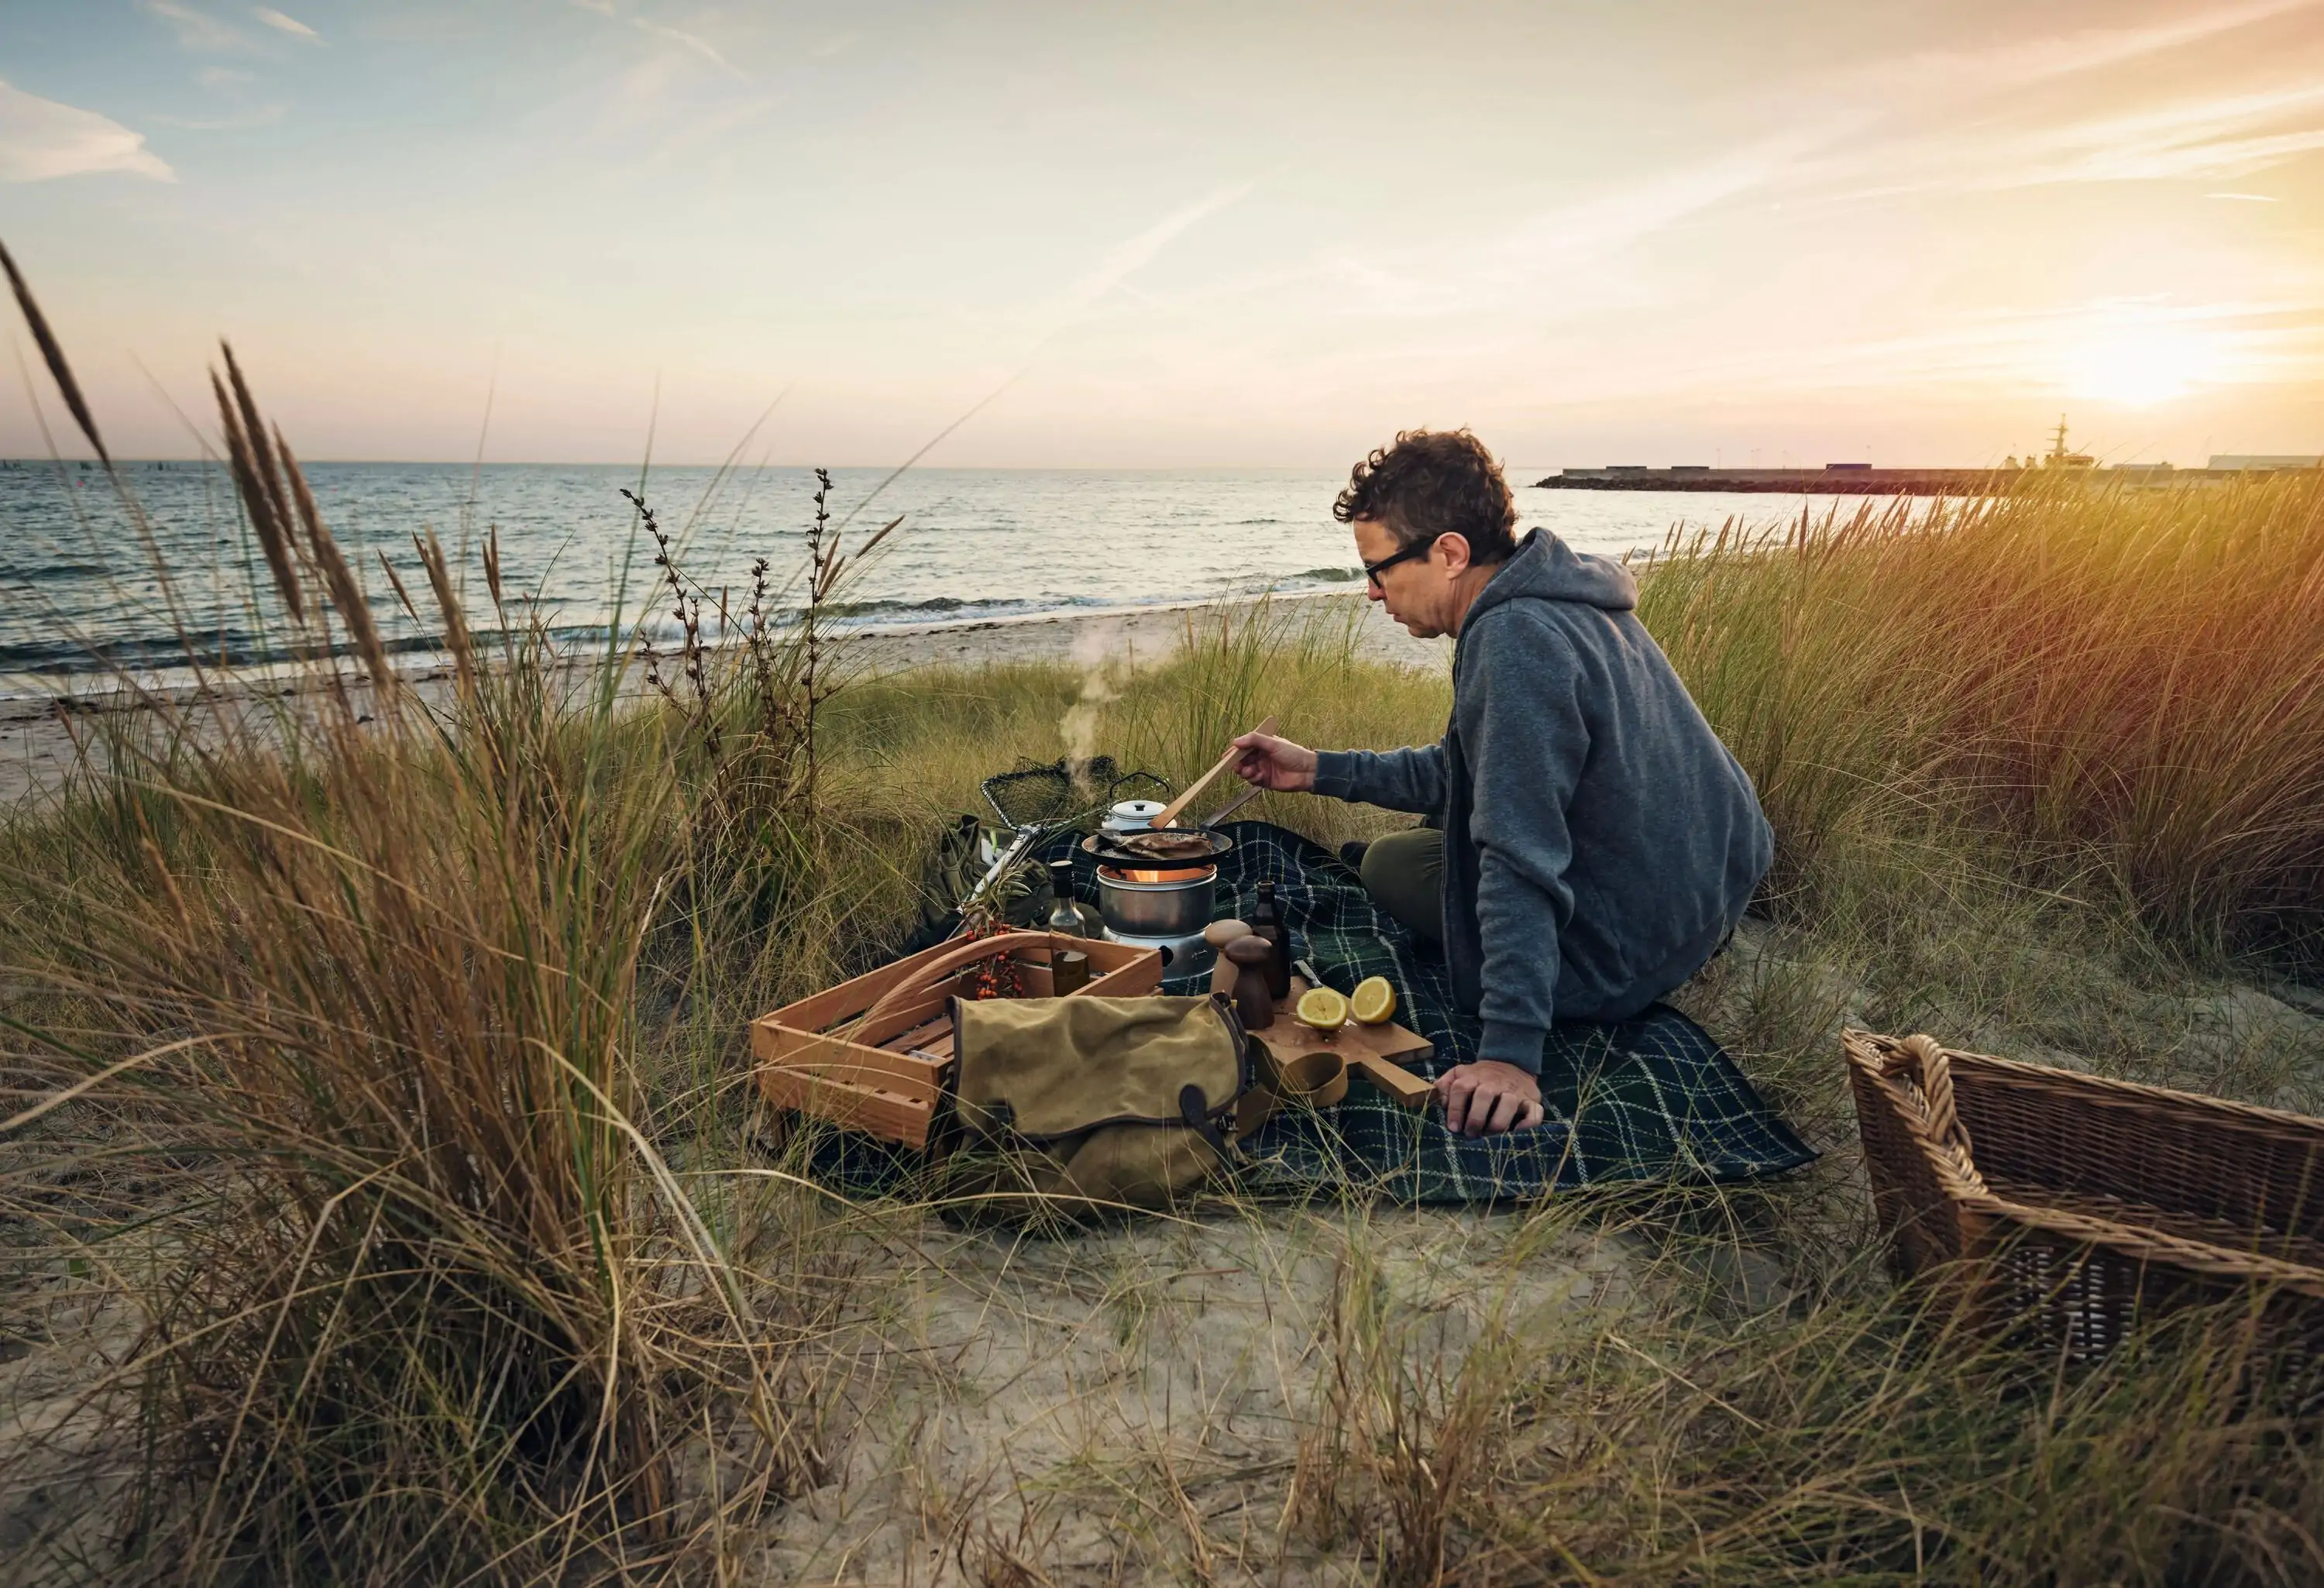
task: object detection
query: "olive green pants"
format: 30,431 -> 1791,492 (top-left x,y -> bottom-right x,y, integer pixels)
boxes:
1359,827 -> 1445,945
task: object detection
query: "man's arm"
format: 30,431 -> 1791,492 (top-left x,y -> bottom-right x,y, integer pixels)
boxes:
1231,732 -> 1447,814
1310,743 -> 1446,814
1463,612 -> 1587,1075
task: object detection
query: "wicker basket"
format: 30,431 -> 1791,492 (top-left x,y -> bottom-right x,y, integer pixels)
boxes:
1844,1029 -> 2324,1363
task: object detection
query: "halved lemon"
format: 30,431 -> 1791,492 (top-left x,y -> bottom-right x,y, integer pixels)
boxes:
1349,975 -> 1397,1026
1294,985 -> 1349,1033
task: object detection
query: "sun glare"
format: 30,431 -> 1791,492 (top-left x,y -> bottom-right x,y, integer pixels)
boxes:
2060,321 -> 2220,408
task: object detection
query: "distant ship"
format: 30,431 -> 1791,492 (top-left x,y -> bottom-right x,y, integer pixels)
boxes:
2003,417 -> 2092,471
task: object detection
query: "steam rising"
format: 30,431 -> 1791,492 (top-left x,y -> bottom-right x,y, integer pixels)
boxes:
1061,619 -> 1127,800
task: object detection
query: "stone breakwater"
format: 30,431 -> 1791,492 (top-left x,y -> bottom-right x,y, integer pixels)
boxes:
1534,465 -> 2303,493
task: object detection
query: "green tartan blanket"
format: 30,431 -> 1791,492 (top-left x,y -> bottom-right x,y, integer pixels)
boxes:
804,821 -> 1813,1204
1133,822 -> 1811,1201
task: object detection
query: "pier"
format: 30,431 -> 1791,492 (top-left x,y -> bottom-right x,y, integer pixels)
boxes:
1534,463 -> 2314,495
1538,421 -> 2318,494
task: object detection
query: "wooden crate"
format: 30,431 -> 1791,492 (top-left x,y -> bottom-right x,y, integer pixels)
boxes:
751,931 -> 1162,1150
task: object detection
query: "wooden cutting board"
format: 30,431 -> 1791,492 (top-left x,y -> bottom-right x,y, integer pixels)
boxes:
1251,975 -> 1435,1109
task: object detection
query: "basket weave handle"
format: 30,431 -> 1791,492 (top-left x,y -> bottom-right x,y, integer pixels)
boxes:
851,930 -> 1061,1040
1886,1033 -> 1989,1195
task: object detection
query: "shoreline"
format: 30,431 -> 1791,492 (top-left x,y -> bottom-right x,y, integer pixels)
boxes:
0,593 -> 1446,806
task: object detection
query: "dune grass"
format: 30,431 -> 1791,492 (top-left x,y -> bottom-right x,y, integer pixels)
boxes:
1644,477 -> 2324,960
2,277 -> 2322,1578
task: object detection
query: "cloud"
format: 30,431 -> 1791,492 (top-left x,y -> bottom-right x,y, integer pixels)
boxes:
0,80 -> 174,183
2208,190 -> 2282,200
1468,294 -> 2324,414
252,7 -> 319,40
2010,126 -> 2324,184
633,18 -> 750,82
1981,83 -> 2324,187
1827,81 -> 2324,198
1064,181 -> 1260,313
1284,126 -> 1832,329
1297,5 -> 2317,327
1492,128 -> 1831,276
1857,0 -> 2323,98
143,0 -> 247,51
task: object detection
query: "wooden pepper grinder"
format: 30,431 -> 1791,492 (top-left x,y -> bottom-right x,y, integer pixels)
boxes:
1221,934 -> 1277,1031
1205,919 -> 1252,1001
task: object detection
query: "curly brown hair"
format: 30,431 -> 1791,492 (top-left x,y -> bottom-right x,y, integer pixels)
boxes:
1332,428 -> 1518,562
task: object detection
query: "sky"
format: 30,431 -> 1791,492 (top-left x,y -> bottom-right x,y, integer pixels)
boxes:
0,0 -> 2320,467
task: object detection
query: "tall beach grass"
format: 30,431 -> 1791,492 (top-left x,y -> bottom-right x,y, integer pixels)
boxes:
1643,476 -> 2324,958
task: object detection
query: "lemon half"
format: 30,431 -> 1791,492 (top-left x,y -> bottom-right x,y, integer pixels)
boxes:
1349,976 -> 1397,1026
1294,985 -> 1349,1033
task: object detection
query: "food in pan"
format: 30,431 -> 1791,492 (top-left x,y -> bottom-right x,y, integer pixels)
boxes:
1115,828 -> 1217,861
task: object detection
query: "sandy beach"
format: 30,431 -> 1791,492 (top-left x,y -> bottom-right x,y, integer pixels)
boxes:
0,593 -> 1446,808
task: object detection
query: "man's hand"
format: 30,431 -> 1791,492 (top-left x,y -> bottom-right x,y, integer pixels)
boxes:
1437,1060 -> 1545,1137
1231,731 -> 1318,793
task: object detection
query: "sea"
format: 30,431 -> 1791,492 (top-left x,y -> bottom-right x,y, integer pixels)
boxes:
0,462 -> 1876,699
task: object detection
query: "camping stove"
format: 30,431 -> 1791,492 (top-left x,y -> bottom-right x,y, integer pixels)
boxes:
1092,862 -> 1218,978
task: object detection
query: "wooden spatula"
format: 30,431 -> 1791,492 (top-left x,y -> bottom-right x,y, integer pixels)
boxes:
1150,715 -> 1277,829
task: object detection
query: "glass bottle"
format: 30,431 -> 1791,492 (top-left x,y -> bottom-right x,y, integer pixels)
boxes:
1248,881 -> 1291,999
1047,859 -> 1089,938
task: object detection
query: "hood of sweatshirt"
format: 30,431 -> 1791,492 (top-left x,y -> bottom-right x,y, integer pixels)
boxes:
1462,528 -> 1637,627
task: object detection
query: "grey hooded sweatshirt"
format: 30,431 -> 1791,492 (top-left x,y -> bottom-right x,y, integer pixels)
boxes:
1312,528 -> 1772,1074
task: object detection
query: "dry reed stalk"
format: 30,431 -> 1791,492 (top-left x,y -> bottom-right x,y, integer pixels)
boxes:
274,424 -> 394,693
220,342 -> 300,574
0,237 -> 109,466
0,295 -> 853,1578
374,546 -> 420,624
414,528 -> 478,697
210,368 -> 305,624
0,634 -> 834,1577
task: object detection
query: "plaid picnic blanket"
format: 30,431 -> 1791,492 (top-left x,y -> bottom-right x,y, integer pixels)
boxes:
1071,821 -> 1813,1202
804,820 -> 1812,1205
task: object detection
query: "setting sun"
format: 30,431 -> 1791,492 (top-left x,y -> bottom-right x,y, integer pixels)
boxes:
2061,319 -> 2223,408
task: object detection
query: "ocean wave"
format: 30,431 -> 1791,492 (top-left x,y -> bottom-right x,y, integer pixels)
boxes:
0,621 -> 620,679
819,595 -> 972,620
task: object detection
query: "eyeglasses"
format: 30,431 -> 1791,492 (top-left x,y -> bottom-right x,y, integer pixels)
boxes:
1361,535 -> 1442,589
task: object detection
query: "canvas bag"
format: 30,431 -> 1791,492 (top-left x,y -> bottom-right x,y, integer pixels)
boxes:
944,994 -> 1263,1215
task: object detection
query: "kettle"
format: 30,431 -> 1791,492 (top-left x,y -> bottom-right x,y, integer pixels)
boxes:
1102,799 -> 1167,833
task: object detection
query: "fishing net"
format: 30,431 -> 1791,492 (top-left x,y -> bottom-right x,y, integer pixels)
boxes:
980,757 -> 1171,830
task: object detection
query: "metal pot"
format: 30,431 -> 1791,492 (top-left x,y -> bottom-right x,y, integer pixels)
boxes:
1094,865 -> 1216,939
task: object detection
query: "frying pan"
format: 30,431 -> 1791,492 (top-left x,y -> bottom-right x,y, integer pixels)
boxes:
1079,826 -> 1236,868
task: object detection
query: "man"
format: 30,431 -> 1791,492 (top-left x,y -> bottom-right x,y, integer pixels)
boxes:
1230,429 -> 1772,1138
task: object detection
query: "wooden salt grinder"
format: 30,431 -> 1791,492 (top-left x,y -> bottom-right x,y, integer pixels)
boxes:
1221,935 -> 1277,1031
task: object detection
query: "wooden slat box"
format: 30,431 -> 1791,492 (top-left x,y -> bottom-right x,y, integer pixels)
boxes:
752,930 -> 1162,1150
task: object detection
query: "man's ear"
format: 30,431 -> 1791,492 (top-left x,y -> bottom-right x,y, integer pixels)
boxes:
1435,531 -> 1474,574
